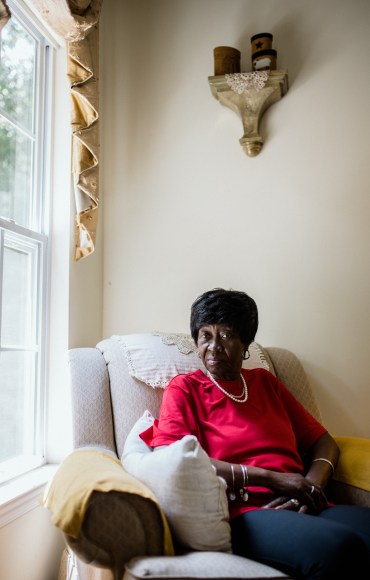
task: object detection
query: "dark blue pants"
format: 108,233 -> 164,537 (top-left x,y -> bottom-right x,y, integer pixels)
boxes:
230,505 -> 370,579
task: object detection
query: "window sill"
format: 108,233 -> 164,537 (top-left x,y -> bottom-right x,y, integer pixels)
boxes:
0,464 -> 59,528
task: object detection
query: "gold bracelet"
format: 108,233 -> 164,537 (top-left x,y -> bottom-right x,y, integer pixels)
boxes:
313,457 -> 335,473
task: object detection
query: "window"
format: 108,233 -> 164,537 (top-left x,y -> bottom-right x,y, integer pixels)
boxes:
0,1 -> 52,483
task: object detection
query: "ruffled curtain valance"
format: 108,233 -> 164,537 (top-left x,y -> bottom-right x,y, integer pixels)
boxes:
30,0 -> 103,260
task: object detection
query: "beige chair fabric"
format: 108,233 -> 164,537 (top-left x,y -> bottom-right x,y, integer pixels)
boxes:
265,347 -> 322,421
125,552 -> 289,580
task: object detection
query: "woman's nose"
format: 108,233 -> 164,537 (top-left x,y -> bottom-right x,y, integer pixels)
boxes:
209,337 -> 223,351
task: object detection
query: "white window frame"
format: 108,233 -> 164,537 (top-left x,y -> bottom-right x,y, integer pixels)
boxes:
0,0 -> 53,484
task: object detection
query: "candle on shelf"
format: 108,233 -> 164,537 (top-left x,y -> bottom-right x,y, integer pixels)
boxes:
250,33 -> 277,71
213,46 -> 241,76
250,32 -> 273,53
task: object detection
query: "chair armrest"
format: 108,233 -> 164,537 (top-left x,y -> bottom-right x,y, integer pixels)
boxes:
43,448 -> 173,576
326,436 -> 370,507
66,490 -> 167,575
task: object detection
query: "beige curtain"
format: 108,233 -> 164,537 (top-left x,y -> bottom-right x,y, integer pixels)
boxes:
31,0 -> 103,260
0,0 -> 10,30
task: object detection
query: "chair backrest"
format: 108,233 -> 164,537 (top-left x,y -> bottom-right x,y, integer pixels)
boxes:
68,333 -> 322,458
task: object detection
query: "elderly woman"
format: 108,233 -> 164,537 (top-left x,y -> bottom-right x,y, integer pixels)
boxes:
141,288 -> 370,579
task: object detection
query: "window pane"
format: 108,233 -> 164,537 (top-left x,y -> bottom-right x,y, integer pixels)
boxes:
1,241 -> 37,346
0,350 -> 36,462
0,16 -> 36,131
0,116 -> 33,227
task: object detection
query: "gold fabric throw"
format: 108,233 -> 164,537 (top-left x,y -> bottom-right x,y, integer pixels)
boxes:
43,448 -> 174,555
333,435 -> 370,492
30,0 -> 103,259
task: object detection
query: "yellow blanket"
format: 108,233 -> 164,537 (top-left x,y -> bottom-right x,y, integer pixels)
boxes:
43,448 -> 174,555
333,436 -> 370,492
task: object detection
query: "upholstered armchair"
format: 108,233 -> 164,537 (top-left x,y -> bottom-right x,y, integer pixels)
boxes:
44,334 -> 370,580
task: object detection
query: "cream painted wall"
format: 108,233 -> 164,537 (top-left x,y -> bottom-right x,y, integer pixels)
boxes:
0,503 -> 64,580
101,0 -> 370,438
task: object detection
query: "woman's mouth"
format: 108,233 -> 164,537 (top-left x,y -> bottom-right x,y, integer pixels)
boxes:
207,358 -> 223,366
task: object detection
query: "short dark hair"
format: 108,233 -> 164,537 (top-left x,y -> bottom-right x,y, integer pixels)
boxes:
190,288 -> 258,346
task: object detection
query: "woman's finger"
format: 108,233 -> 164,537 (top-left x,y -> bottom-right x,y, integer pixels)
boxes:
262,496 -> 289,509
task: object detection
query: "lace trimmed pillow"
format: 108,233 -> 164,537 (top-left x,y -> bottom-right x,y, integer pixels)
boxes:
112,332 -> 272,388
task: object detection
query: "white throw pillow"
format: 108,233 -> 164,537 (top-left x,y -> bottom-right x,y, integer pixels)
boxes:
122,410 -> 231,552
112,332 -> 271,388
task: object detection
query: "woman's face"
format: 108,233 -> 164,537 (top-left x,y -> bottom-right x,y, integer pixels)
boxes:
197,324 -> 246,381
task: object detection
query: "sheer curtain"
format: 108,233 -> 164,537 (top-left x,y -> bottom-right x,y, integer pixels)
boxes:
30,0 -> 103,260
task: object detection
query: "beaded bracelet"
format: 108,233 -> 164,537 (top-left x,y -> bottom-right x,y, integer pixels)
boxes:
313,457 -> 335,473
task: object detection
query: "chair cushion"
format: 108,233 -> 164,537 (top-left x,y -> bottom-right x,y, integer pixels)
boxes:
124,552 -> 290,580
122,411 -> 231,552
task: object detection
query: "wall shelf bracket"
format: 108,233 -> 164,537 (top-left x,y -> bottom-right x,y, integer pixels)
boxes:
208,70 -> 288,157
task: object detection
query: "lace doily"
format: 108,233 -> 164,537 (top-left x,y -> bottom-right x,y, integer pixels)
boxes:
225,71 -> 270,94
152,332 -> 197,355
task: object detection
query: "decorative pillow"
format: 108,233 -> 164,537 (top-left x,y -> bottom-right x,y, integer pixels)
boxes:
112,332 -> 271,388
121,410 -> 231,552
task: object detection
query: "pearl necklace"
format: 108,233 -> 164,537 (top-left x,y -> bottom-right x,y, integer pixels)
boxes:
207,371 -> 248,403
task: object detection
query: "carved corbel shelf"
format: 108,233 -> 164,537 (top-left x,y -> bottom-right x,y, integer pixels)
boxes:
208,70 -> 289,157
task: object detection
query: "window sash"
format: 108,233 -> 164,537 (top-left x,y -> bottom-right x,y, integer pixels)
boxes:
0,222 -> 47,481
0,0 -> 49,234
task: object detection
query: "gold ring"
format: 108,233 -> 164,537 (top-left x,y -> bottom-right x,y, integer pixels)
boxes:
290,498 -> 299,507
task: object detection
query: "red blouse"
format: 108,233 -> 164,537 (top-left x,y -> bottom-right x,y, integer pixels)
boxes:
140,368 -> 327,519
